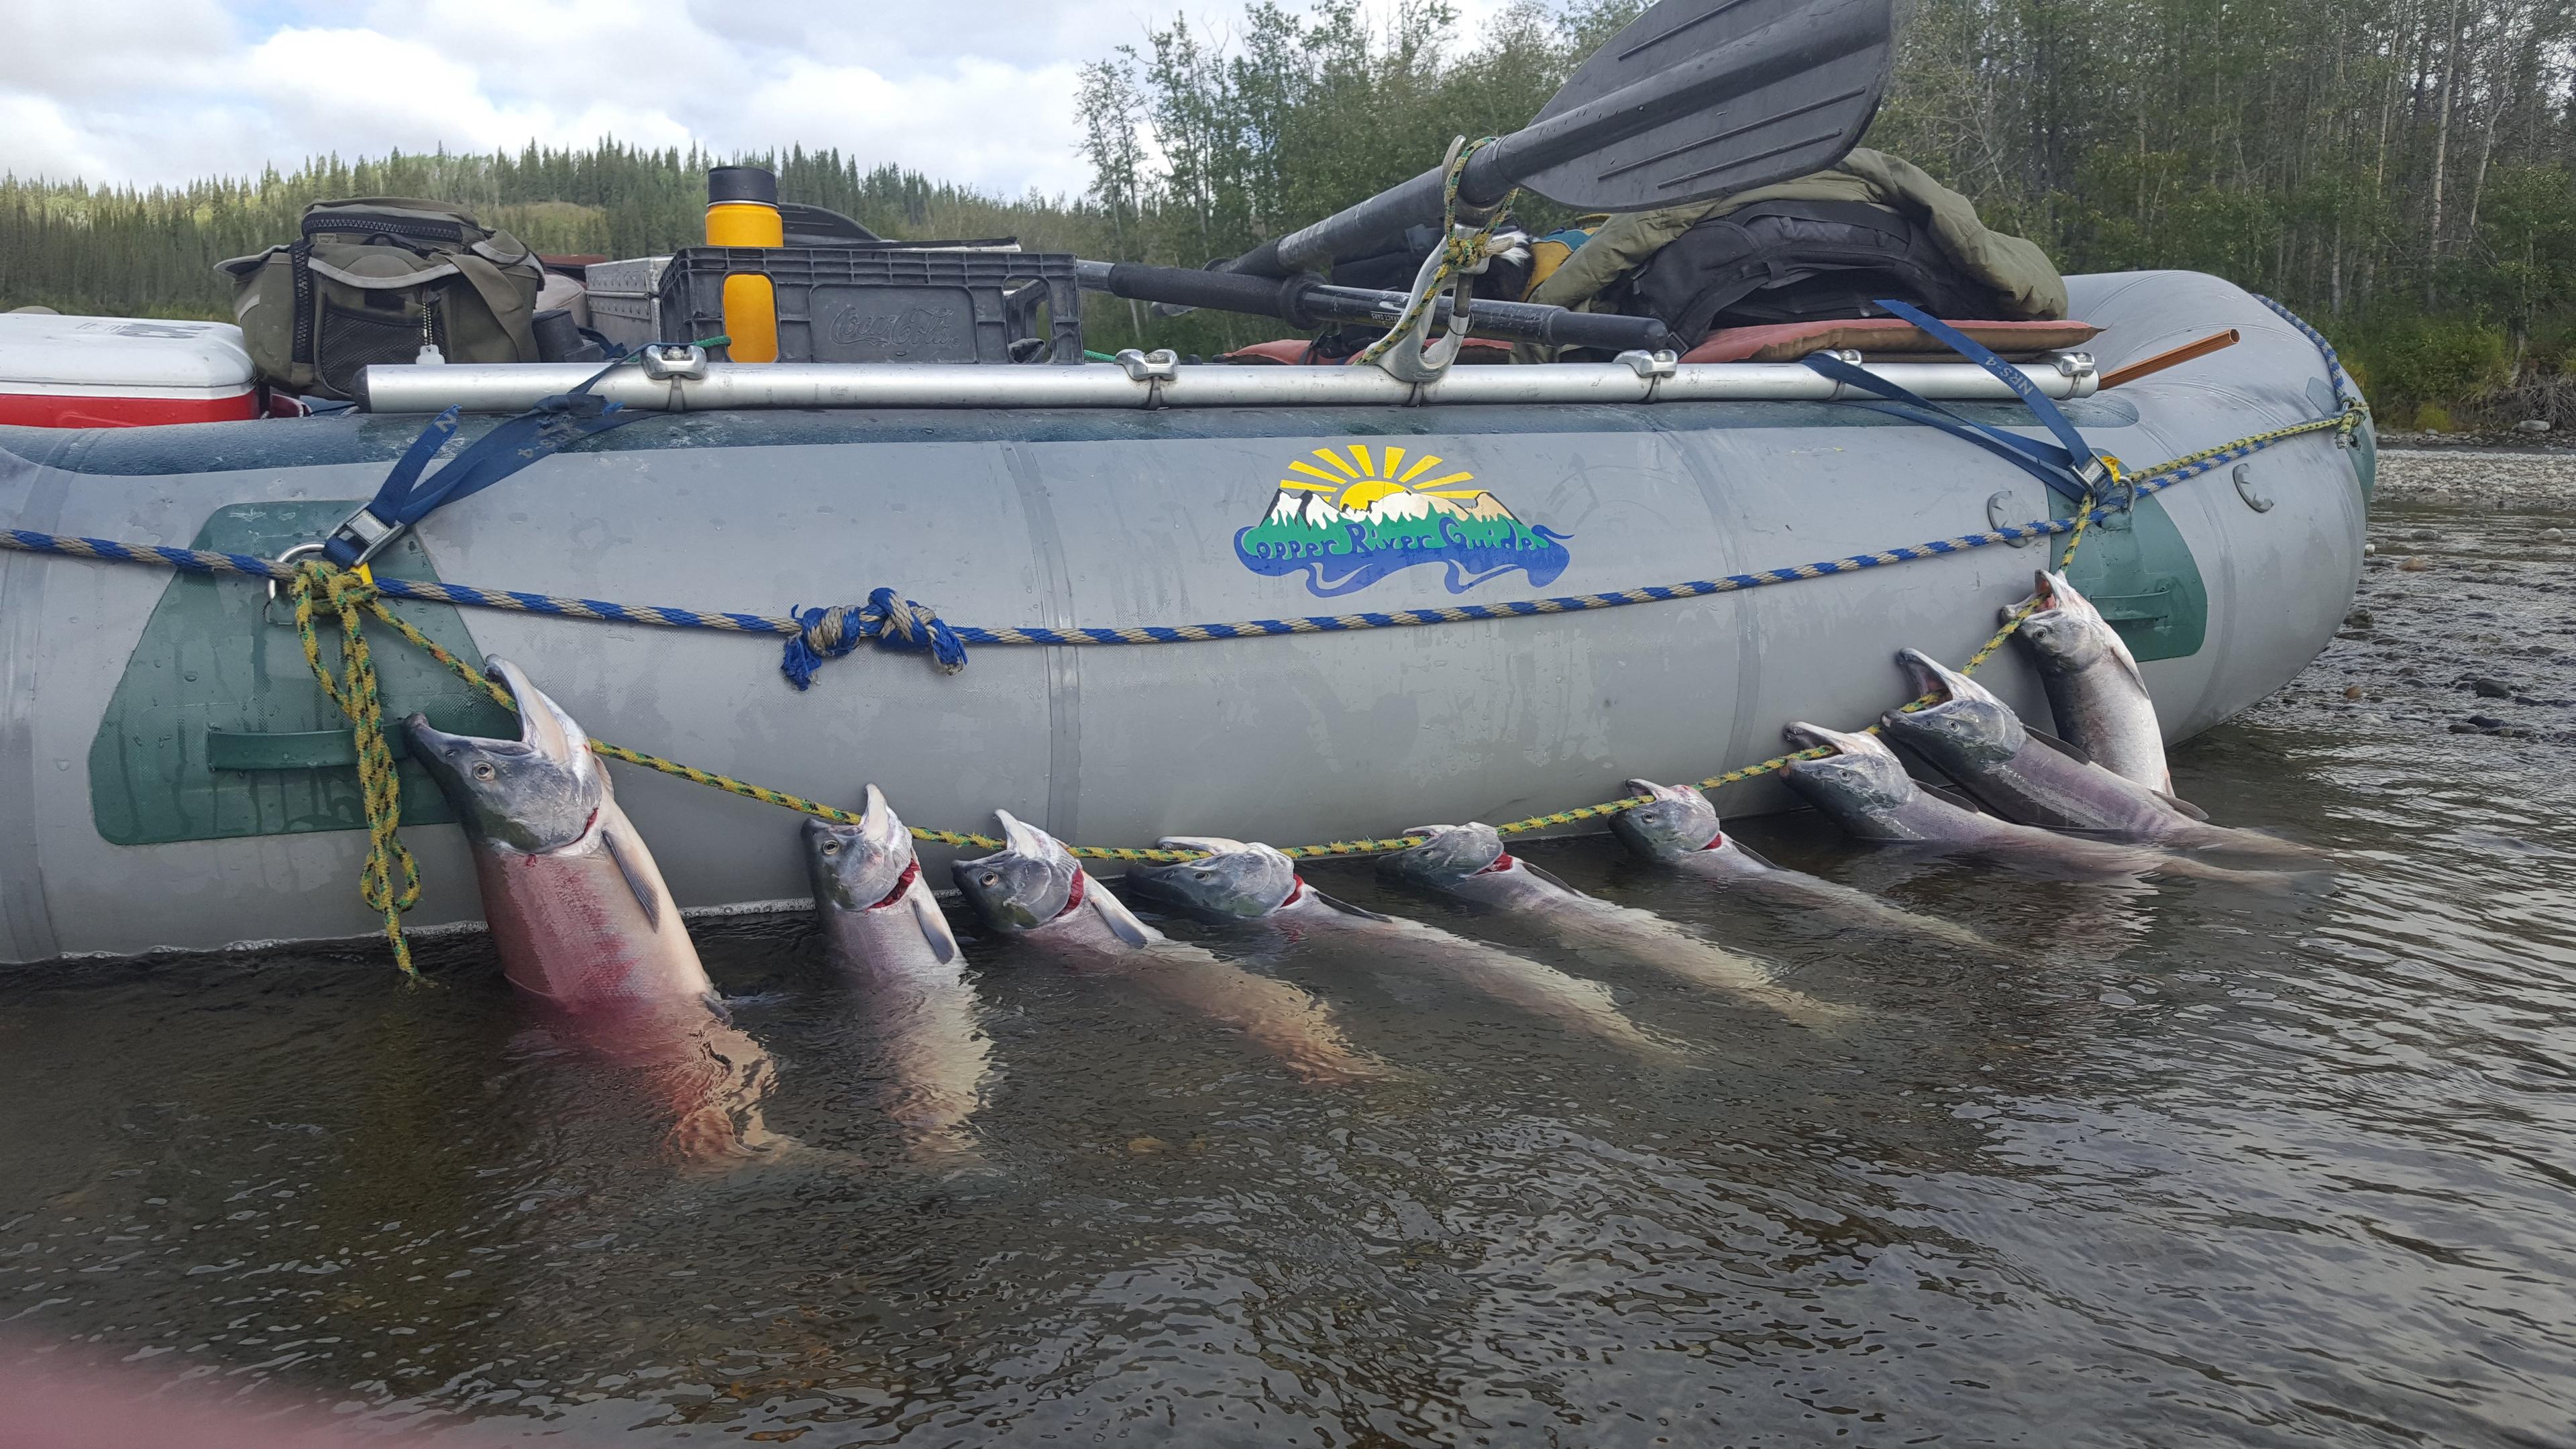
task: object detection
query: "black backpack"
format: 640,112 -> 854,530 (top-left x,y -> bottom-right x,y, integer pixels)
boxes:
1617,199 -> 2004,346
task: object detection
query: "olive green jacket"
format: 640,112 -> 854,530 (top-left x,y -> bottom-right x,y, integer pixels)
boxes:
1525,148 -> 2067,325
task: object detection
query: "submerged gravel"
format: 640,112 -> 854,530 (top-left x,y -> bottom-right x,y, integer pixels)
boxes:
2270,451 -> 2576,747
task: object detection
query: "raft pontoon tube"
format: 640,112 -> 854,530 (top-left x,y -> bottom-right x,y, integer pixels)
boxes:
0,272 -> 2371,963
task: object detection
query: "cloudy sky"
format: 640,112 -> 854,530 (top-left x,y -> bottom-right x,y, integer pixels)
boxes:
1,0 -> 1513,197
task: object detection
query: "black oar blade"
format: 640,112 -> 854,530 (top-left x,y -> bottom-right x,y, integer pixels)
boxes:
1515,0 -> 1891,211
1228,0 -> 1894,274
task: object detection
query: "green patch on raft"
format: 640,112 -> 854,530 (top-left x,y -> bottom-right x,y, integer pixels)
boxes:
88,501 -> 514,846
2056,487 -> 2209,663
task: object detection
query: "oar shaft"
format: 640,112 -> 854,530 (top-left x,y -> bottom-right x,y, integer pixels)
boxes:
1255,167 -> 1450,280
1077,261 -> 1672,353
1299,284 -> 1674,352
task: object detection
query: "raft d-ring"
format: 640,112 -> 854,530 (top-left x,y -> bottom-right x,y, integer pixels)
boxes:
264,545 -> 375,624
2233,462 -> 2274,512
2099,475 -> 2139,531
1987,490 -> 2035,547
264,542 -> 327,622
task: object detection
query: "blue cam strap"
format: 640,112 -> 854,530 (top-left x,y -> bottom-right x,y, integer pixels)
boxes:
322,358 -> 653,568
1801,297 -> 2108,504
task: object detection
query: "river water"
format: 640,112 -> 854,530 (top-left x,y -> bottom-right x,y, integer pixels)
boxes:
5,487 -> 2573,1446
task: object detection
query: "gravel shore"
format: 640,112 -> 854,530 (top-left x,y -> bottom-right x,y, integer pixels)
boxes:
2249,501 -> 2576,746
2373,447 -> 2576,511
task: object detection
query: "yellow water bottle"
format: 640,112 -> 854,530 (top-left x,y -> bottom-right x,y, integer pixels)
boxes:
705,166 -> 782,363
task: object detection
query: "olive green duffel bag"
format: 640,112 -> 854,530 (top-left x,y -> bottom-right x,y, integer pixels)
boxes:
219,198 -> 543,399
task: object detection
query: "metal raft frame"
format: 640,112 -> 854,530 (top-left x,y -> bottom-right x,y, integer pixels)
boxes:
354,349 -> 2101,415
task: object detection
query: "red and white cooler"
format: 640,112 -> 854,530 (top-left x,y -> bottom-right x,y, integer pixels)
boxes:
0,313 -> 260,428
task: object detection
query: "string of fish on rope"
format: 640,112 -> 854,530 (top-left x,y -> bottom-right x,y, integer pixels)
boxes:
287,468 -> 2108,978
393,506 -> 2318,1147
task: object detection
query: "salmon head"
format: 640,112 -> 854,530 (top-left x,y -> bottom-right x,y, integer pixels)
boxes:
951,811 -> 1154,947
1379,822 -> 1509,890
405,658 -> 601,855
1126,837 -> 1301,919
950,810 -> 1080,931
804,785 -> 923,914
1878,648 -> 2027,771
404,659 -> 708,1007
1778,721 -> 1917,822
805,784 -> 961,969
2009,570 -> 2135,678
1607,779 -> 1723,860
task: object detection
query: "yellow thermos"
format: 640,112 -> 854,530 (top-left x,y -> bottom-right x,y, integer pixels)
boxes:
705,166 -> 782,362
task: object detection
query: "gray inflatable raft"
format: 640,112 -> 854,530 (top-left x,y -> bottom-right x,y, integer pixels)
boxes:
0,271 -> 2372,963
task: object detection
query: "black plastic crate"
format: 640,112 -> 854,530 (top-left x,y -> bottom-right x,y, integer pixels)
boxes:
657,246 -> 1083,364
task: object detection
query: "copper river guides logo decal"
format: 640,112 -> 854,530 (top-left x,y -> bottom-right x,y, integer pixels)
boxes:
1234,444 -> 1573,598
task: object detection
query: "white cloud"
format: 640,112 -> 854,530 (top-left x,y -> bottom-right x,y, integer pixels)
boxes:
0,93 -> 120,184
0,0 -> 1536,195
0,0 -> 238,93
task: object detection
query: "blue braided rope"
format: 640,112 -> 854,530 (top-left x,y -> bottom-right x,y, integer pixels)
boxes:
0,533 -> 290,578
0,411 -> 2349,676
2252,294 -> 2367,416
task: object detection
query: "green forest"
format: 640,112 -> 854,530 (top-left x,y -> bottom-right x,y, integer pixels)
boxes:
4,0 -> 2569,428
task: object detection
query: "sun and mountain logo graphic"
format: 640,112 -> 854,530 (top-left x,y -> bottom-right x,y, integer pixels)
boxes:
1233,444 -> 1573,598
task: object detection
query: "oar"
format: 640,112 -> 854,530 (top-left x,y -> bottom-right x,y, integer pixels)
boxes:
1074,260 -> 1674,352
1222,0 -> 1892,279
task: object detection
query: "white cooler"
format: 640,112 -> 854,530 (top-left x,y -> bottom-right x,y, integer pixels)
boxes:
0,313 -> 260,428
